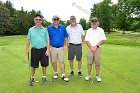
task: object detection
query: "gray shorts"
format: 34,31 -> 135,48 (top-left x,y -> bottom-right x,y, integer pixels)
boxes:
68,43 -> 82,61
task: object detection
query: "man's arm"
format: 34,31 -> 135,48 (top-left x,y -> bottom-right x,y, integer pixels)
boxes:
82,35 -> 85,45
97,29 -> 106,47
26,40 -> 30,55
86,40 -> 105,52
86,41 -> 92,49
81,25 -> 85,45
45,39 -> 50,56
64,37 -> 68,50
86,41 -> 97,52
97,40 -> 105,47
47,39 -> 50,50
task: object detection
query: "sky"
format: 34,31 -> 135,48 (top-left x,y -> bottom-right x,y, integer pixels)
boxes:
1,0 -> 118,22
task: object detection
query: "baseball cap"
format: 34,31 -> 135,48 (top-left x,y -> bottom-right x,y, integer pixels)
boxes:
70,16 -> 76,20
91,17 -> 98,22
35,14 -> 42,19
52,15 -> 60,20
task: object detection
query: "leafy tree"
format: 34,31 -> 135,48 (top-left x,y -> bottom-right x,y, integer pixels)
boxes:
79,18 -> 87,30
27,10 -> 37,28
110,4 -> 118,31
65,20 -> 70,27
128,0 -> 140,31
4,1 -> 15,17
115,0 -> 131,34
42,20 -> 51,27
90,4 -> 97,20
0,2 -> 12,36
90,0 -> 112,33
60,20 -> 66,26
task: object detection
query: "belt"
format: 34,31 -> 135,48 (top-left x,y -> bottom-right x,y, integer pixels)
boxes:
51,46 -> 62,48
32,47 -> 46,49
69,43 -> 81,46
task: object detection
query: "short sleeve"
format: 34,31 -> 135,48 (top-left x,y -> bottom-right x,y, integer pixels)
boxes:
85,29 -> 90,41
64,27 -> 68,37
66,26 -> 69,33
81,28 -> 85,36
100,29 -> 106,40
45,29 -> 49,40
80,25 -> 85,36
47,26 -> 51,37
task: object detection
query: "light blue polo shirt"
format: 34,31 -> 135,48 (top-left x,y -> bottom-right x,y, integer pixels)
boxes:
27,25 -> 49,49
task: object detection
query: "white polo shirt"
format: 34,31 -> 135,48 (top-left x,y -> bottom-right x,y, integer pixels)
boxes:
66,24 -> 85,44
85,27 -> 106,47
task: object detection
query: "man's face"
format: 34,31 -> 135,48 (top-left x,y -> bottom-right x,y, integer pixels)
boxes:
91,20 -> 98,28
70,18 -> 76,25
52,18 -> 60,26
34,16 -> 42,26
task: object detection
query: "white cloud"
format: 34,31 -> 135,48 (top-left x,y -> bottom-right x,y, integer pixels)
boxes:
1,0 -> 118,22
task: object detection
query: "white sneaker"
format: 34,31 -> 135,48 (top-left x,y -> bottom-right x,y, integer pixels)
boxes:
85,74 -> 90,81
54,72 -> 58,79
62,75 -> 69,82
96,76 -> 101,82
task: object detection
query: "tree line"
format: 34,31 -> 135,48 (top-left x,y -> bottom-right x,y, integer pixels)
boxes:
79,0 -> 140,33
0,0 -> 140,36
89,0 -> 140,33
0,1 -> 52,36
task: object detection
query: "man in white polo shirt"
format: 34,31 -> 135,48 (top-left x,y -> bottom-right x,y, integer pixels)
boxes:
85,17 -> 106,82
66,16 -> 85,77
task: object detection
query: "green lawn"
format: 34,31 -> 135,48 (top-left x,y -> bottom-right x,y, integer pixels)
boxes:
0,32 -> 140,93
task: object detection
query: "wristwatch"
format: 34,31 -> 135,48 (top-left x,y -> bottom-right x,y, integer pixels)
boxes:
97,45 -> 100,48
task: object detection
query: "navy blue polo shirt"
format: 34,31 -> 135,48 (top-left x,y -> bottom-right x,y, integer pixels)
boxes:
47,24 -> 68,47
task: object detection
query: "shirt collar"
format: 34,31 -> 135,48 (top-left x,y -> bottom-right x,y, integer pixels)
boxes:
92,27 -> 99,30
70,24 -> 78,28
34,25 -> 43,29
52,24 -> 61,28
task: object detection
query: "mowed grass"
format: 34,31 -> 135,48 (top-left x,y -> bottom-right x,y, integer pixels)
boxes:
0,32 -> 140,93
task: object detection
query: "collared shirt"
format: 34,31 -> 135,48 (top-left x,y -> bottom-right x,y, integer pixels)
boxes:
47,24 -> 68,47
66,24 -> 85,44
27,25 -> 49,49
85,27 -> 106,47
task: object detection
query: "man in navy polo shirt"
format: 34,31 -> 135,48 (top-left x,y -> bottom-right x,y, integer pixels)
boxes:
47,15 -> 69,82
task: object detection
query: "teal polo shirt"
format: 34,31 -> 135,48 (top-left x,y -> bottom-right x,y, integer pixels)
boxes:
27,25 -> 49,49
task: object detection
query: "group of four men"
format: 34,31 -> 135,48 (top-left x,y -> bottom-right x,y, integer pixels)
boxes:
26,14 -> 106,85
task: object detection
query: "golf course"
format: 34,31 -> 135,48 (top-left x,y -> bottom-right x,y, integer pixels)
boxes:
0,32 -> 140,93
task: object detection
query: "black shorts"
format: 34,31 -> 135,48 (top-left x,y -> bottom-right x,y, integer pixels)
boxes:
31,47 -> 49,68
68,43 -> 82,61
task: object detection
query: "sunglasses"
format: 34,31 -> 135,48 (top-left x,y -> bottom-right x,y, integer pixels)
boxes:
35,19 -> 42,21
70,18 -> 76,20
92,20 -> 97,22
53,18 -> 59,21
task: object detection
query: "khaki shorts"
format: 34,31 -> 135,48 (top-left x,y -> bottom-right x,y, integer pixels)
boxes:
87,48 -> 101,65
50,46 -> 64,63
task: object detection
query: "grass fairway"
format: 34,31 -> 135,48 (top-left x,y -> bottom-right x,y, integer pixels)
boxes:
0,33 -> 140,93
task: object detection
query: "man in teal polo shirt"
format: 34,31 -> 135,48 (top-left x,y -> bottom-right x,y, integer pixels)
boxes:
26,14 -> 50,85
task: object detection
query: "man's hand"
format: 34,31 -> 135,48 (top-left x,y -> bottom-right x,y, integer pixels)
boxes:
45,49 -> 50,56
26,48 -> 29,56
26,40 -> 30,56
90,46 -> 97,52
81,42 -> 84,46
64,45 -> 68,51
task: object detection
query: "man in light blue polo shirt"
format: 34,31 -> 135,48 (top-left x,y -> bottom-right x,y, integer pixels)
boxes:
26,14 -> 50,85
47,15 -> 69,82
